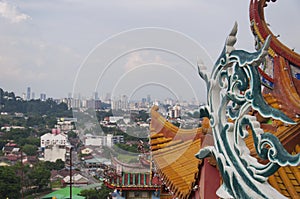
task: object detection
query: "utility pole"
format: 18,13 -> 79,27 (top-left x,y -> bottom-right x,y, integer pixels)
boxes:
69,146 -> 72,199
21,149 -> 24,199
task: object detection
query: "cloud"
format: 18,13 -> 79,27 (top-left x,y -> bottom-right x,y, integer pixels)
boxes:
124,52 -> 147,72
0,1 -> 30,23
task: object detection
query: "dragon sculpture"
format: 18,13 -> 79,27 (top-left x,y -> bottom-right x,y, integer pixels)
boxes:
195,22 -> 300,199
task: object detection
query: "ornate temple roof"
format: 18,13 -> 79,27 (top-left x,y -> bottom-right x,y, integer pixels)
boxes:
268,145 -> 300,198
152,139 -> 201,199
248,2 -> 300,197
250,0 -> 300,118
151,102 -> 300,198
150,106 -> 204,199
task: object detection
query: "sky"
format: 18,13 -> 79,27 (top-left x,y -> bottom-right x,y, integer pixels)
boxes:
0,0 -> 299,103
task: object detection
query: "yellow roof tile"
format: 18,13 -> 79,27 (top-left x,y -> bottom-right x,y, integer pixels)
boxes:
152,139 -> 201,199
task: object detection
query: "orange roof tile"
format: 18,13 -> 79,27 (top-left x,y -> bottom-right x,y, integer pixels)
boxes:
153,139 -> 201,199
268,145 -> 300,199
150,106 -> 203,199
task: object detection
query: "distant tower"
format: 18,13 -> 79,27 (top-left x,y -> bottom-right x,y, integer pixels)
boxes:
94,92 -> 99,100
40,93 -> 46,101
26,87 -> 31,101
121,95 -> 128,109
147,94 -> 151,103
31,92 -> 35,100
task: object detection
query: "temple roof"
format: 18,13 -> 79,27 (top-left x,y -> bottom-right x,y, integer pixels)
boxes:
104,172 -> 161,191
150,106 -> 203,199
250,0 -> 300,118
153,139 -> 201,199
268,145 -> 300,199
150,103 -> 300,199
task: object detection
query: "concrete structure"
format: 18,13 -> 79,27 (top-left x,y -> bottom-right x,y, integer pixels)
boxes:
168,104 -> 181,119
55,118 -> 75,133
84,134 -> 119,147
44,145 -> 66,162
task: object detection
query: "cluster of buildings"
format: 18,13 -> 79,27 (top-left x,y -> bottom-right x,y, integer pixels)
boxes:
1,142 -> 38,166
20,86 -> 47,101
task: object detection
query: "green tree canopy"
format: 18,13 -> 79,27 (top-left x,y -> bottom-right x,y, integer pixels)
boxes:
80,184 -> 112,199
28,162 -> 51,190
22,144 -> 37,156
0,166 -> 21,199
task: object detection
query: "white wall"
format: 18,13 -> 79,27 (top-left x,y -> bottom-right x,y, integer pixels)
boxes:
44,145 -> 66,162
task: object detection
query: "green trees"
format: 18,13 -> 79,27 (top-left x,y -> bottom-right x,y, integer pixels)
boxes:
0,166 -> 21,199
115,143 -> 139,153
27,162 -> 51,190
80,184 -> 112,199
22,144 -> 37,156
0,88 -> 72,118
44,159 -> 65,171
68,130 -> 78,139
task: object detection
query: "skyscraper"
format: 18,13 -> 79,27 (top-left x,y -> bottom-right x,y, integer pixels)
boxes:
147,94 -> 151,104
26,87 -> 31,101
40,93 -> 46,101
94,92 -> 99,100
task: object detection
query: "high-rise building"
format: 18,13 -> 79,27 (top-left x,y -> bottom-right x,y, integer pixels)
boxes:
31,92 -> 35,100
121,95 -> 128,110
40,93 -> 46,101
26,87 -> 31,100
94,92 -> 99,100
147,94 -> 151,103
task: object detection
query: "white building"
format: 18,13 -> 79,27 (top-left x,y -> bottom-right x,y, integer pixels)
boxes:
109,116 -> 124,123
85,134 -> 104,146
63,173 -> 88,185
168,104 -> 181,119
85,134 -> 114,147
107,134 -> 113,147
40,131 -> 69,162
55,118 -> 76,133
40,132 -> 67,148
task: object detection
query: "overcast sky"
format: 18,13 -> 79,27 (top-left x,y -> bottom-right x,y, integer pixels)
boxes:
0,0 -> 299,103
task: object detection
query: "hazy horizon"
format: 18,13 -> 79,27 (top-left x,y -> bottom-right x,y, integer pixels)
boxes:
0,1 -> 299,101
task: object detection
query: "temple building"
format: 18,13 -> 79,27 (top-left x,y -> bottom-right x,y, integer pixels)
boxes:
103,155 -> 162,199
103,1 -> 299,198
148,1 -> 300,198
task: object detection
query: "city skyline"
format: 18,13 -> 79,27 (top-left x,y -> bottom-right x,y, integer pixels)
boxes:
14,86 -> 201,105
0,1 -> 299,102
